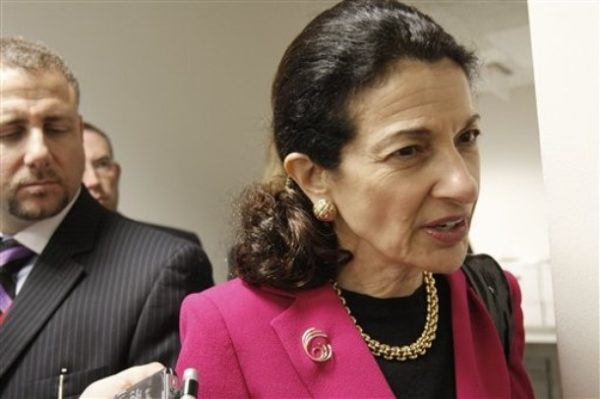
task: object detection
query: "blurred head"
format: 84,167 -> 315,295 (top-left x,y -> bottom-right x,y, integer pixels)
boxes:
0,37 -> 84,234
82,123 -> 120,211
238,0 -> 479,288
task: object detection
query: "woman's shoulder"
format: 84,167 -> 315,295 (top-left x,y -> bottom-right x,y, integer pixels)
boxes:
184,277 -> 249,300
181,278 -> 297,321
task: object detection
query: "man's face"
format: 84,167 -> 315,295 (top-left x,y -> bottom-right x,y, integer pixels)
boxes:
82,130 -> 120,211
0,68 -> 84,234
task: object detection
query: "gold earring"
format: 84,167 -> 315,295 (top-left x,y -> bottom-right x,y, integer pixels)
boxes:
313,199 -> 337,221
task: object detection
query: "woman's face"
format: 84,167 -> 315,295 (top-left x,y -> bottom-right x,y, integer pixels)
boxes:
327,58 -> 480,274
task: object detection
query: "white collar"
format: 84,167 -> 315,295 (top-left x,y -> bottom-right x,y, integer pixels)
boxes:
2,188 -> 81,255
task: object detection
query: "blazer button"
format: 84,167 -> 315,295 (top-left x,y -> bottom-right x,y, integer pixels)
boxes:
302,327 -> 332,362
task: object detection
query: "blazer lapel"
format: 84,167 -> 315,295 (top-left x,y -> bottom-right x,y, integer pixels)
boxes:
0,187 -> 103,379
447,271 -> 511,398
270,286 -> 394,398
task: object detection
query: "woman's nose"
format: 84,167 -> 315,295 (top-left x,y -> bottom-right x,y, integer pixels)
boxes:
431,152 -> 479,205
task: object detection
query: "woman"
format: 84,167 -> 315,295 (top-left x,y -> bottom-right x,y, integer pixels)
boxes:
176,0 -> 533,397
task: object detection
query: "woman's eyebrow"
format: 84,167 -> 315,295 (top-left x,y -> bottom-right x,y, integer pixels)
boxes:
461,113 -> 481,129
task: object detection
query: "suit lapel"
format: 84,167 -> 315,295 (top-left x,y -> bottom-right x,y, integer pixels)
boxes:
0,188 -> 103,378
270,285 -> 394,398
447,271 -> 511,398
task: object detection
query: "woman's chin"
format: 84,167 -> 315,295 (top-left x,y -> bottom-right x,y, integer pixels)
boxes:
413,249 -> 469,275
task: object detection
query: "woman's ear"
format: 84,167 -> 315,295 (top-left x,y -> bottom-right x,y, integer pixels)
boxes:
283,152 -> 329,202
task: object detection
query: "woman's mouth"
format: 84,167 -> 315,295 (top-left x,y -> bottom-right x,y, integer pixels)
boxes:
422,217 -> 468,244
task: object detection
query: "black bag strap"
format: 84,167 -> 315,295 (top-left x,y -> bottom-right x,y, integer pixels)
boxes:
462,254 -> 513,360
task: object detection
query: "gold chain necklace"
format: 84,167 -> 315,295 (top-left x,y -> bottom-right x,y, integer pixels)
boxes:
333,271 -> 439,361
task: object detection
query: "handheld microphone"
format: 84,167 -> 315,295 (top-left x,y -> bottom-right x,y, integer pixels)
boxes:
113,367 -> 198,399
180,368 -> 199,399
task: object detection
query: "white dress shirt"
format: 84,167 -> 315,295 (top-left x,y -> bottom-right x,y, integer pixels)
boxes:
0,188 -> 81,295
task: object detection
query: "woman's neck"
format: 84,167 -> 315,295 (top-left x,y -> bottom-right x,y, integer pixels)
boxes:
335,256 -> 424,298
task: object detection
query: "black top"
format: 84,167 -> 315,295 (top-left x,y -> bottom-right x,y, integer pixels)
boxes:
340,275 -> 455,398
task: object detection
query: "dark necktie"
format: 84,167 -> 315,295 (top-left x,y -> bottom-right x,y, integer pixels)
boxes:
0,238 -> 35,323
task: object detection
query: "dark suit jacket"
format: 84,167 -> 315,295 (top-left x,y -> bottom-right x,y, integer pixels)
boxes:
0,187 -> 214,398
143,222 -> 202,247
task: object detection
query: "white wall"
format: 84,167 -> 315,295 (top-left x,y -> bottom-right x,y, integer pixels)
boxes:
528,1 -> 599,397
472,86 -> 555,334
472,85 -> 550,263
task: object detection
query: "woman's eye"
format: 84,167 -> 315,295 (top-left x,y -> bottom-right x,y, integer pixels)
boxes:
458,129 -> 480,145
391,145 -> 422,158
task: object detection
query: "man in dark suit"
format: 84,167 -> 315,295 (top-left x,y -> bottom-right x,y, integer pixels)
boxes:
81,122 -> 202,245
0,37 -> 214,398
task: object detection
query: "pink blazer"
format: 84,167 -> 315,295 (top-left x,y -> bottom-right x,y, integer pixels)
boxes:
176,271 -> 533,398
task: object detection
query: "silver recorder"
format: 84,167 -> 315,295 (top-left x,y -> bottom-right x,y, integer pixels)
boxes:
113,368 -> 198,399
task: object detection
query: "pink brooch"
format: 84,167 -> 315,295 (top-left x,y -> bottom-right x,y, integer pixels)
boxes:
302,327 -> 333,362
